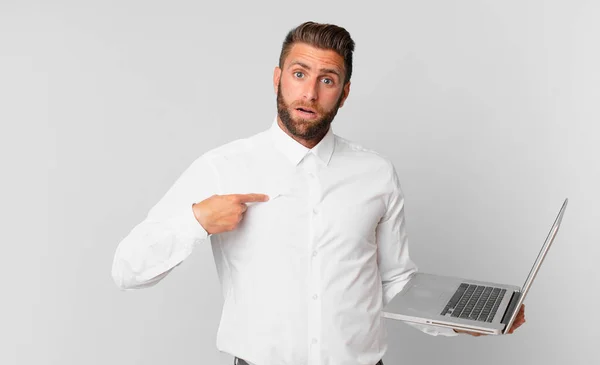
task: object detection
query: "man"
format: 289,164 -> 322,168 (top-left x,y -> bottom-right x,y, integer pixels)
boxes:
112,21 -> 525,365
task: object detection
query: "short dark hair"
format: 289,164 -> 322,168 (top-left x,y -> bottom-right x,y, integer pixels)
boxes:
279,21 -> 355,84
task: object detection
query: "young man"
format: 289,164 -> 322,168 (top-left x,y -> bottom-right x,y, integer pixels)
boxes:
112,21 -> 525,365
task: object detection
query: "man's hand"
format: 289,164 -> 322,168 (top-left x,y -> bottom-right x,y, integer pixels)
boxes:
193,193 -> 269,235
454,304 -> 526,337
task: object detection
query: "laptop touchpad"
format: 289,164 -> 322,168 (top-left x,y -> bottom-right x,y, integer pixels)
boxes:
404,285 -> 445,314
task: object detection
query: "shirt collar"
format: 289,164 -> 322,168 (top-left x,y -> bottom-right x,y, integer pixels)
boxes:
270,116 -> 335,167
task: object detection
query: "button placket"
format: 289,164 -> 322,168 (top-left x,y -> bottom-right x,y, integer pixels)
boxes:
302,153 -> 322,363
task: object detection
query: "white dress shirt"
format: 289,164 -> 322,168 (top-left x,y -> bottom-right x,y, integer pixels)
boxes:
112,117 -> 456,365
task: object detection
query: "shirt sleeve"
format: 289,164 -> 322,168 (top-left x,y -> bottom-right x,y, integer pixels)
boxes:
111,154 -> 218,290
376,162 -> 457,337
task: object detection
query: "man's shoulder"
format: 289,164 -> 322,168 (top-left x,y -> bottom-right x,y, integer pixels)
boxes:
334,134 -> 395,169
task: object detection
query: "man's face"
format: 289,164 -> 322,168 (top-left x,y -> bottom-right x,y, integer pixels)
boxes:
274,43 -> 351,143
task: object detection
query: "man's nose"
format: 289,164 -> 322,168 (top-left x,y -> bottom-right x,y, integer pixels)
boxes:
302,78 -> 318,101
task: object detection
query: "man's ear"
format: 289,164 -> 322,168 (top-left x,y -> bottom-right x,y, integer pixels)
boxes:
338,81 -> 351,108
273,67 -> 282,94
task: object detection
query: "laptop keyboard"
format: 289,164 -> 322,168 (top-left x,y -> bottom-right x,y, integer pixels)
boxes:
440,283 -> 506,322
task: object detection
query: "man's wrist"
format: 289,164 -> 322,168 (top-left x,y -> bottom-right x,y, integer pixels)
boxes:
192,203 -> 211,234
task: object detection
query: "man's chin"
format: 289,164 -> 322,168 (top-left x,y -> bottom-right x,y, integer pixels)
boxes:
293,119 -> 320,127
278,106 -> 332,139
287,118 -> 323,134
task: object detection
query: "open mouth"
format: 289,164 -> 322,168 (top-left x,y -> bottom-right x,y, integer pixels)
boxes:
295,107 -> 318,118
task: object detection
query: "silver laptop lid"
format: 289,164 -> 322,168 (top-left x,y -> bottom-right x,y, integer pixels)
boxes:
503,198 -> 568,334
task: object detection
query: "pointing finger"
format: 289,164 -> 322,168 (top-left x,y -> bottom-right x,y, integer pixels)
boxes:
235,193 -> 270,203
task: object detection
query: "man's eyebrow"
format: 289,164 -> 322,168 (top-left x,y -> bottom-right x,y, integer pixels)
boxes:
288,60 -> 342,79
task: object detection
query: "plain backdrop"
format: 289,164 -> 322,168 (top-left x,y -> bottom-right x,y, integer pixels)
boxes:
2,0 -> 598,364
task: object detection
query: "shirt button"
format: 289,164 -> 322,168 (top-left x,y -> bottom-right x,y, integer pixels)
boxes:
312,338 -> 318,344
312,251 -> 317,258
312,207 -> 319,214
312,294 -> 318,300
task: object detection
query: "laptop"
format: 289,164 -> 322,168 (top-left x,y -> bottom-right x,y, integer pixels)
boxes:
382,198 -> 568,335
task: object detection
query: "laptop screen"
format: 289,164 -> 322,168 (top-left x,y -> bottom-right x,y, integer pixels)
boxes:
505,198 -> 568,333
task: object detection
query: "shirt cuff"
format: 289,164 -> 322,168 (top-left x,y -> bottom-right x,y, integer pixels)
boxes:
406,322 -> 459,337
165,203 -> 210,242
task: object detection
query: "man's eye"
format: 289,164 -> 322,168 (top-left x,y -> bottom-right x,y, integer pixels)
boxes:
294,71 -> 304,78
322,78 -> 333,85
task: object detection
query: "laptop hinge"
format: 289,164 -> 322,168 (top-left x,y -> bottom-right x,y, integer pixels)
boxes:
501,291 -> 522,325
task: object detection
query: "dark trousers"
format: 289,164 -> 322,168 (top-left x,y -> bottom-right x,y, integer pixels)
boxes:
234,357 -> 383,365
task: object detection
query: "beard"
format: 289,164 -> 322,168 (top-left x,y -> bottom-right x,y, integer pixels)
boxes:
276,82 -> 344,140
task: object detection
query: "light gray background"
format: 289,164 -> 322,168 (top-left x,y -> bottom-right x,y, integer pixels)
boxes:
2,0 -> 598,364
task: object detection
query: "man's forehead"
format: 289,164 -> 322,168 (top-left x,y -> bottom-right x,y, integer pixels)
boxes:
284,43 -> 345,73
